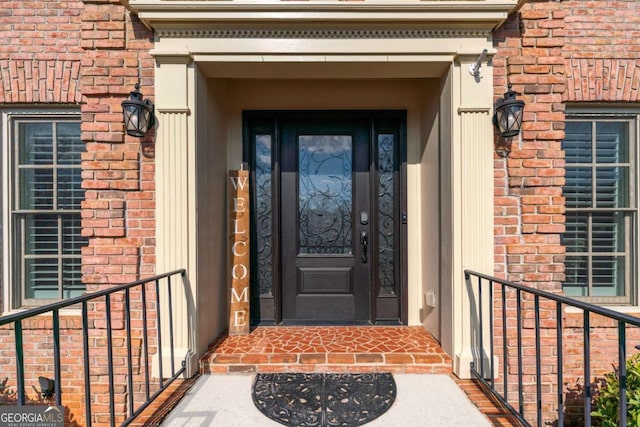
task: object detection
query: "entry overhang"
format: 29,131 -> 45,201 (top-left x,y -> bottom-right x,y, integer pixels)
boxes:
145,0 -> 515,379
124,0 -> 522,31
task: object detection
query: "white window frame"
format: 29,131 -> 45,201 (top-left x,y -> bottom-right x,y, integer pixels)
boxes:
1,108 -> 84,313
563,107 -> 639,305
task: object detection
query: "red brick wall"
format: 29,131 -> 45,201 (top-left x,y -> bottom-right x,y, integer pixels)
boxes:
493,0 -> 640,424
80,1 -> 156,424
493,1 -> 566,291
4,0 -> 639,424
0,0 -> 83,313
563,1 -> 640,103
0,0 -> 157,424
0,318 -> 87,426
495,1 -> 640,279
0,0 -> 85,421
559,1 -> 640,423
0,0 -> 83,104
80,0 -> 155,286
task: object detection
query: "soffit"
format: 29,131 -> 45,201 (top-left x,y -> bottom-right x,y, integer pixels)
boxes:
125,0 -> 520,31
196,61 -> 451,79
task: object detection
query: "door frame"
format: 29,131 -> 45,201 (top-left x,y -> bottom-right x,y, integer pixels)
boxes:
243,110 -> 408,325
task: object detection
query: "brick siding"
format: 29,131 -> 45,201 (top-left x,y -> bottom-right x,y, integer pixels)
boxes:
494,0 -> 640,423
3,0 -> 640,425
0,0 -> 86,421
0,0 -> 83,104
81,1 -> 156,424
0,0 -> 156,424
80,0 -> 156,286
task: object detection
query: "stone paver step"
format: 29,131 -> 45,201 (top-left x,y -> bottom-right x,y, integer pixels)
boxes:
199,326 -> 452,374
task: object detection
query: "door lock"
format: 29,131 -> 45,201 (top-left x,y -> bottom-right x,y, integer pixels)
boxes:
360,211 -> 369,225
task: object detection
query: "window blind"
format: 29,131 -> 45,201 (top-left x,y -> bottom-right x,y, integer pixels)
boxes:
14,120 -> 86,303
562,119 -> 632,301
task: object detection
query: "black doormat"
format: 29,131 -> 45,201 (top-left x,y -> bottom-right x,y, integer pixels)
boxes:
252,372 -> 396,427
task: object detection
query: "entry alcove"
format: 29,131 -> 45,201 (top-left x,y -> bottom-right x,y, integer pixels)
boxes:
138,0 -> 512,378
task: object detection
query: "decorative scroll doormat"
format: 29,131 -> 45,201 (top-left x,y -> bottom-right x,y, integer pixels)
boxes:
252,372 -> 396,427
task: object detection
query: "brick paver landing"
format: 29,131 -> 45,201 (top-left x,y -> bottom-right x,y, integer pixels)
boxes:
200,326 -> 451,374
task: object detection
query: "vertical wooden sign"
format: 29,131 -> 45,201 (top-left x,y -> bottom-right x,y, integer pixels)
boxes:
229,170 -> 250,335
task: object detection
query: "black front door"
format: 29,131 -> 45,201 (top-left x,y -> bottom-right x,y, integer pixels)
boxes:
245,111 -> 406,325
280,118 -> 371,323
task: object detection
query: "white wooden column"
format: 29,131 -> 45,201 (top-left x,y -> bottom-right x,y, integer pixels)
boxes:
153,53 -> 198,377
452,54 -> 495,378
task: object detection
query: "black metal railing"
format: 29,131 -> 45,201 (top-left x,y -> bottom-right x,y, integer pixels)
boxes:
465,269 -> 640,427
0,269 -> 189,426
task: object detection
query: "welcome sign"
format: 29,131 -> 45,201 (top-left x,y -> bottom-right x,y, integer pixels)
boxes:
228,170 -> 250,335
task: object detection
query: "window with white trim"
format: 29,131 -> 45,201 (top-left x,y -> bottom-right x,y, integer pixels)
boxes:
2,112 -> 86,309
562,110 -> 637,304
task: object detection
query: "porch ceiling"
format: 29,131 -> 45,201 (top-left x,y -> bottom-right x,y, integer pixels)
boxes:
196,60 -> 450,79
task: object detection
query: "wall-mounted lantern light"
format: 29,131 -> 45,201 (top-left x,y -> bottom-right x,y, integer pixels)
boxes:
492,84 -> 525,138
38,376 -> 55,400
121,83 -> 154,137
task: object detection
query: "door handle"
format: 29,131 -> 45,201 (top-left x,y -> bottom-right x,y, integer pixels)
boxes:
360,230 -> 368,263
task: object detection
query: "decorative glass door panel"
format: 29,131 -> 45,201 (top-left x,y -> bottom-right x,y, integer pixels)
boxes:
299,135 -> 353,255
254,134 -> 273,297
377,134 -> 397,296
245,111 -> 406,324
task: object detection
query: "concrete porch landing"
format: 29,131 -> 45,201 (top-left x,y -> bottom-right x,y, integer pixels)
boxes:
131,326 -> 524,426
200,326 -> 452,374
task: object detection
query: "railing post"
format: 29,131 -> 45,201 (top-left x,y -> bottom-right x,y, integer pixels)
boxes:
105,295 -> 115,427
583,311 -> 591,427
125,288 -> 135,418
516,289 -> 523,418
618,321 -> 627,427
141,282 -> 151,402
556,301 -> 564,427
478,275 -> 484,379
489,280 -> 495,386
82,301 -> 92,427
180,269 -> 196,377
501,284 -> 508,402
465,271 -> 493,380
14,320 -> 25,405
52,309 -> 62,406
155,279 -> 164,388
534,295 -> 542,426
167,275 -> 176,376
